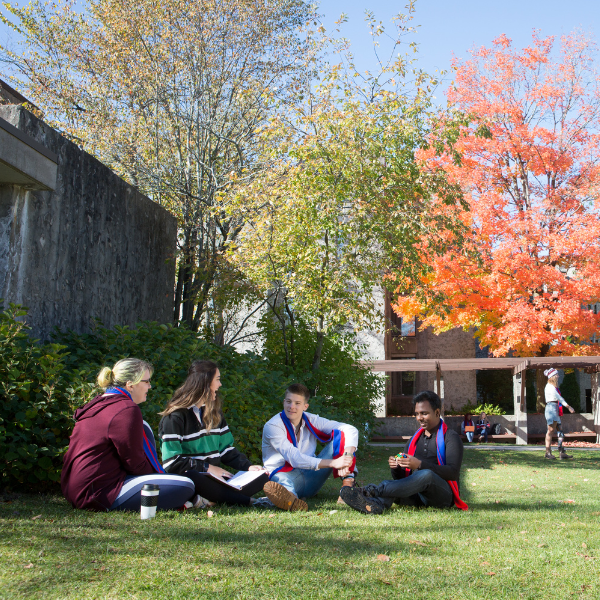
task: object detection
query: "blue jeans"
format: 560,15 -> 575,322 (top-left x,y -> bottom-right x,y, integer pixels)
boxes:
271,440 -> 340,499
465,432 -> 474,443
371,469 -> 454,509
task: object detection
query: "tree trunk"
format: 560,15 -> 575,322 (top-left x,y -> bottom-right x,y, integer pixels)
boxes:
536,343 -> 550,412
311,316 -> 325,372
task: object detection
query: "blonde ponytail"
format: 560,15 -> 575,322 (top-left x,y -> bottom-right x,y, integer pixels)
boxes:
97,367 -> 114,388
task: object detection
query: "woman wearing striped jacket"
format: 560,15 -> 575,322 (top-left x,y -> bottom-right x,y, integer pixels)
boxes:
158,360 -> 268,506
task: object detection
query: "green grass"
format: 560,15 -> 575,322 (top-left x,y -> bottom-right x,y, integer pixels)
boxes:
2,448 -> 600,599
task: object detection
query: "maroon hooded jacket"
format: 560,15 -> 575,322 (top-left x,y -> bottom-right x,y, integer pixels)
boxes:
61,392 -> 154,511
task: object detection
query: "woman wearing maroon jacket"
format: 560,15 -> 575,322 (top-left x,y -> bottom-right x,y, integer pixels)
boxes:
61,358 -> 196,511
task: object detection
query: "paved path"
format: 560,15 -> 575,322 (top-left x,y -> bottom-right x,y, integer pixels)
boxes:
368,443 -> 600,451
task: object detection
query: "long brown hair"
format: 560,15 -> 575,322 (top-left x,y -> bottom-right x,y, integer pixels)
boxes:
159,360 -> 223,430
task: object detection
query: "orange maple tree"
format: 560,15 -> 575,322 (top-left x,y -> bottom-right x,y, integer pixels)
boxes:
393,31 -> 600,360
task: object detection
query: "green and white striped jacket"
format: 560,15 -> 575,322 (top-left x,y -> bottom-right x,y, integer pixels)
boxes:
158,406 -> 251,474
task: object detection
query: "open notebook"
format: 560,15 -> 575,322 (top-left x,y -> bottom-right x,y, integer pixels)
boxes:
202,469 -> 266,490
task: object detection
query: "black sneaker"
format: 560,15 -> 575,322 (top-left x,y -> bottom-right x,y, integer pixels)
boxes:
340,486 -> 385,515
252,497 -> 276,509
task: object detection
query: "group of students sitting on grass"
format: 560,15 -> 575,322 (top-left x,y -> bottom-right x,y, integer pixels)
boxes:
61,357 -> 471,515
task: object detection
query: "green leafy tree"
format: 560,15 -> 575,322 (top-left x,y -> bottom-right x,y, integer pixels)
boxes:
228,6 -> 467,370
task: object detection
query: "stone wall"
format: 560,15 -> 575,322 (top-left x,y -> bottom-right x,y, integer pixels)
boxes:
0,105 -> 177,340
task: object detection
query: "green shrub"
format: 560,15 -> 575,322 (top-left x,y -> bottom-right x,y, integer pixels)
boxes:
445,402 -> 506,416
259,317 -> 383,441
0,303 -> 96,490
54,321 -> 293,462
2,302 -> 379,492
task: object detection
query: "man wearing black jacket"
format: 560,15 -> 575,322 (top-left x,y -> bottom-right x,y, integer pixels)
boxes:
341,390 -> 465,514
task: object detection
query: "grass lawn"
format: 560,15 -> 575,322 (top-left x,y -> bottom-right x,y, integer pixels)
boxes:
2,447 -> 600,599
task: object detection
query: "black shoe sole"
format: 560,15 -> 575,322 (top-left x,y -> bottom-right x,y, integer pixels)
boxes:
340,487 -> 384,515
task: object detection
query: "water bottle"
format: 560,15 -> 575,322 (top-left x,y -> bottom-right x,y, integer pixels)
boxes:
140,484 -> 160,519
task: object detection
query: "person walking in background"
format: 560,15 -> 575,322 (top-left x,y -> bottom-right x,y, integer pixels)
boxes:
544,368 -> 575,460
461,413 -> 475,443
61,359 -> 196,511
476,411 -> 490,443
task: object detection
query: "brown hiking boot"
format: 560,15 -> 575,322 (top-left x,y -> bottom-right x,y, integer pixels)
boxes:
337,476 -> 356,505
263,481 -> 308,512
545,452 -> 556,460
559,451 -> 573,460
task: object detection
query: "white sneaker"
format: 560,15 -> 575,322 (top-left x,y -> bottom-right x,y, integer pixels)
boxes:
184,494 -> 211,510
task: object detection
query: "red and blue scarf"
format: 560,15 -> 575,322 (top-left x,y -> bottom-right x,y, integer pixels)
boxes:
106,387 -> 165,474
406,420 -> 468,511
269,411 -> 356,480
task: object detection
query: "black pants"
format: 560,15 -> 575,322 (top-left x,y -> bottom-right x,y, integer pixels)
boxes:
371,469 -> 454,509
184,470 -> 268,507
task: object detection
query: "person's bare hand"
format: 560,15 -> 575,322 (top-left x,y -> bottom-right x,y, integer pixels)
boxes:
337,466 -> 351,478
388,455 -> 399,469
568,406 -> 575,414
207,465 -> 232,480
330,455 -> 353,470
396,455 -> 421,471
248,465 -> 264,471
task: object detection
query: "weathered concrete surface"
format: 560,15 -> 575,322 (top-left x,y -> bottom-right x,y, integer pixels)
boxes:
0,105 -> 177,340
0,117 -> 57,190
374,413 -> 596,437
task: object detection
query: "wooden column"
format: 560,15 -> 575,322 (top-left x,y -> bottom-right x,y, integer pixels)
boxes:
512,371 -> 528,445
592,371 -> 600,444
436,362 -> 444,416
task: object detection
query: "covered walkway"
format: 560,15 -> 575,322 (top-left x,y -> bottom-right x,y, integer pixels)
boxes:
363,357 -> 600,444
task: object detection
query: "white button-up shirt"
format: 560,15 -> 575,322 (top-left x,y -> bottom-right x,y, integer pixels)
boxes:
262,411 -> 359,473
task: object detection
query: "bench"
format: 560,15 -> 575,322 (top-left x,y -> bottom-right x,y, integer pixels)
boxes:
371,434 -> 517,444
526,432 -> 597,442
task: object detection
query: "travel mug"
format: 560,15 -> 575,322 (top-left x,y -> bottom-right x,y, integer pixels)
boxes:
140,484 -> 160,519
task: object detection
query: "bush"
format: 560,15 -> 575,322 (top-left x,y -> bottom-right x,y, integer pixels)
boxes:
445,402 -> 506,416
0,303 -> 96,491
259,318 -> 383,441
54,321 -> 293,463
2,303 -> 380,491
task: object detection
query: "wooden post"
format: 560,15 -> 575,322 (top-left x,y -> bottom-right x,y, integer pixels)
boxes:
436,362 -> 444,416
513,371 -> 528,445
592,371 -> 600,444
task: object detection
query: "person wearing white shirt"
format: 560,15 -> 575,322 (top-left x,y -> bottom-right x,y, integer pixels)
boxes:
261,383 -> 357,512
543,368 -> 575,460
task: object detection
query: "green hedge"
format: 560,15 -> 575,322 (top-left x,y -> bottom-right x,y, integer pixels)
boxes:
2,305 -> 379,491
53,321 -> 293,464
0,304 -> 95,490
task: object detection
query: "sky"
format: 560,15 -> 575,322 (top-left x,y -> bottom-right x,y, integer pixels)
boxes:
1,0 -> 599,101
317,0 -> 599,100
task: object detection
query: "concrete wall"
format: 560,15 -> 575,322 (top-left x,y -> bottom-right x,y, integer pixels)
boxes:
375,413 -> 595,437
0,105 -> 177,340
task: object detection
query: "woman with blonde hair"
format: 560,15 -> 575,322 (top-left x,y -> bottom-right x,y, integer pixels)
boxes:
159,360 -> 269,506
61,358 -> 196,511
544,368 -> 575,460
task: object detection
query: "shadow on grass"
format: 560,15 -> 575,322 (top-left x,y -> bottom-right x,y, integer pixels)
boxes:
462,448 -> 600,471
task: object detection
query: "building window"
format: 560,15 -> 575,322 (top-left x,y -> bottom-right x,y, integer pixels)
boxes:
391,370 -> 415,397
390,311 -> 416,337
